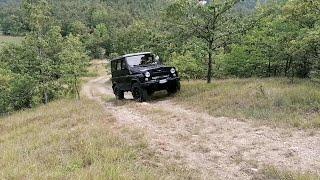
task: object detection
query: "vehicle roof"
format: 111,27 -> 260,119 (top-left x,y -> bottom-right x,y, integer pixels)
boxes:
111,52 -> 152,61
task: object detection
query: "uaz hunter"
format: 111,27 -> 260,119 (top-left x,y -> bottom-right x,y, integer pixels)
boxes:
111,52 -> 180,102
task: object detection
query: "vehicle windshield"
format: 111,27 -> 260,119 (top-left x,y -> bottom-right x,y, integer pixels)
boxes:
126,54 -> 158,67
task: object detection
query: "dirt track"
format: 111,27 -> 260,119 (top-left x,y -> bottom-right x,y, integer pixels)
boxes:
82,75 -> 320,179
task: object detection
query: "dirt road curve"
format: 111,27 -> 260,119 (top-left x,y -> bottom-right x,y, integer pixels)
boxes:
82,75 -> 320,179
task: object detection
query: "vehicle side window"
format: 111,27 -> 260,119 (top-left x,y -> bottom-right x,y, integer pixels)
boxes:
116,60 -> 121,71
121,60 -> 127,70
111,61 -> 116,71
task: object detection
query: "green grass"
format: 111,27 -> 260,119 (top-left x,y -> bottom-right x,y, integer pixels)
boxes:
0,35 -> 23,48
0,99 -> 190,179
176,78 -> 320,128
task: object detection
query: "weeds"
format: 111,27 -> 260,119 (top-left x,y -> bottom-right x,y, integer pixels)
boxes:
0,99 -> 159,179
254,166 -> 320,180
0,35 -> 23,48
0,98 -> 196,179
176,78 -> 320,128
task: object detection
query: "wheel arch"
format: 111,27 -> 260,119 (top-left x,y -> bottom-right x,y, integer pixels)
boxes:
130,79 -> 141,89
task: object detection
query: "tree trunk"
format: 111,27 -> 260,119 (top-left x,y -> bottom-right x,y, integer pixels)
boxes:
74,75 -> 80,100
268,59 -> 271,77
207,51 -> 213,83
286,57 -> 292,78
285,59 -> 289,77
207,41 -> 213,83
44,91 -> 48,104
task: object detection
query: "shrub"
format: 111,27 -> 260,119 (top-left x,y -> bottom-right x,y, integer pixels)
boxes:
0,68 -> 37,114
168,52 -> 206,80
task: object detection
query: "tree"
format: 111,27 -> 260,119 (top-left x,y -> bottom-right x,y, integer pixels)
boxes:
165,0 -> 247,83
22,0 -> 56,104
169,52 -> 206,80
59,34 -> 89,99
0,1 -> 27,35
212,0 -> 319,79
283,0 -> 320,78
0,68 -> 12,114
84,23 -> 110,58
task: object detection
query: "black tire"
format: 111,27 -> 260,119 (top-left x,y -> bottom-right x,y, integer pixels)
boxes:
167,81 -> 180,95
114,86 -> 124,100
132,83 -> 149,102
177,81 -> 181,91
147,90 -> 154,96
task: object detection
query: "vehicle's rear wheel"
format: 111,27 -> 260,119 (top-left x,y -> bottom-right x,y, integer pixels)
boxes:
132,83 -> 149,102
114,86 -> 124,100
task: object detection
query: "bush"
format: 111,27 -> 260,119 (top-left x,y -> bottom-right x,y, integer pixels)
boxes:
0,68 -> 12,114
216,45 -> 267,78
168,52 -> 206,80
84,24 -> 109,59
0,69 -> 36,114
9,74 -> 36,111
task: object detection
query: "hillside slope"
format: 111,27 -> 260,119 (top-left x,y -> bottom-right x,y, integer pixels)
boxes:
82,61 -> 320,179
0,99 -> 193,179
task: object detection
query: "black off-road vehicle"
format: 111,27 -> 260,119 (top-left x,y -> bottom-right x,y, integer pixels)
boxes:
111,52 -> 180,102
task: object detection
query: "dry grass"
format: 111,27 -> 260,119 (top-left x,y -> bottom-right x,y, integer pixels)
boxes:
0,35 -> 23,48
175,78 -> 320,128
254,166 -> 320,180
0,99 -> 178,179
86,59 -> 109,77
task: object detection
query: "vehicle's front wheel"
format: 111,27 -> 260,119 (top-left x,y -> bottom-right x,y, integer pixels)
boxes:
167,81 -> 180,95
132,83 -> 149,102
114,86 -> 124,100
147,90 -> 154,96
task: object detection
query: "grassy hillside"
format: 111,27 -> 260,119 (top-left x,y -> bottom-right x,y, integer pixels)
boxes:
0,35 -> 23,48
0,99 -> 189,179
176,78 -> 320,128
255,166 -> 320,180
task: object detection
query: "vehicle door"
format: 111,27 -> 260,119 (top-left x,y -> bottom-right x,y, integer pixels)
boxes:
111,60 -> 118,81
111,60 -> 122,85
120,59 -> 131,91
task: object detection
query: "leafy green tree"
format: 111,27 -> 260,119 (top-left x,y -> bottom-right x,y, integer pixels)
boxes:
165,0 -> 249,83
84,23 -> 110,58
68,20 -> 88,36
0,67 -> 36,113
59,34 -> 89,99
0,68 -> 12,114
283,0 -> 320,78
0,0 -> 91,114
217,0 -> 319,79
22,0 -> 62,103
114,21 -> 154,54
169,52 -> 206,80
9,74 -> 36,111
0,2 -> 27,35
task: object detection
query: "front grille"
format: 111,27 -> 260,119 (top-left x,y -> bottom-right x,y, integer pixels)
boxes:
150,67 -> 171,79
152,75 -> 169,80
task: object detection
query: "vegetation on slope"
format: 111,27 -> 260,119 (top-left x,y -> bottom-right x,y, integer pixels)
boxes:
176,79 -> 320,128
1,0 -> 318,81
1,0 -> 319,114
0,35 -> 23,48
0,1 -> 90,114
0,99 -> 191,179
255,166 -> 320,180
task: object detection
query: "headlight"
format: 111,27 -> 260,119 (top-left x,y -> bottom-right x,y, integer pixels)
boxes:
170,68 -> 176,74
145,71 -> 151,78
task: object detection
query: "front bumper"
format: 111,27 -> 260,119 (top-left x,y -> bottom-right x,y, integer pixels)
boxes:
141,77 -> 180,91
